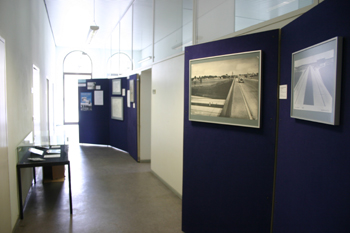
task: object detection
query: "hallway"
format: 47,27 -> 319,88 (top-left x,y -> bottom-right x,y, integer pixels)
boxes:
13,145 -> 183,233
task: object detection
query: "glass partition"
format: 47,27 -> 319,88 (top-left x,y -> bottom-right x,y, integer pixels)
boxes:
235,0 -> 314,31
120,6 -> 133,71
196,0 -> 234,44
196,0 -> 315,44
154,0 -> 193,62
109,24 -> 120,77
133,0 -> 153,69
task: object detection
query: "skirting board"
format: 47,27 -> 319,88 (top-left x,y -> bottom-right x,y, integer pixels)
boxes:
151,170 -> 182,199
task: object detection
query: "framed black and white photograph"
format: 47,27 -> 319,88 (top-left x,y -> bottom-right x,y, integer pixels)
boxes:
189,50 -> 262,128
129,79 -> 134,102
291,37 -> 342,125
111,97 -> 123,120
112,79 -> 121,95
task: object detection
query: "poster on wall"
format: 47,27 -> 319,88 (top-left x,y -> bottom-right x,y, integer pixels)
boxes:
94,90 -> 104,105
111,97 -> 123,120
87,82 -> 96,90
189,50 -> 262,128
81,92 -> 92,111
112,79 -> 121,95
129,79 -> 134,102
291,36 -> 342,125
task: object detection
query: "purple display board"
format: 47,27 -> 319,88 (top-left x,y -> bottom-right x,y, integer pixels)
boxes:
109,78 -> 128,151
273,0 -> 350,232
182,30 -> 279,232
79,79 -> 110,145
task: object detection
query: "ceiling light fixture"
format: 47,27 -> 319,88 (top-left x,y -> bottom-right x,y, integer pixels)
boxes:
87,0 -> 99,44
87,25 -> 99,44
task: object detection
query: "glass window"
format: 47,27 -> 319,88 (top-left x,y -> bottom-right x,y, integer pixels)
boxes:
63,51 -> 92,73
133,0 -> 153,69
63,51 -> 92,124
107,53 -> 133,76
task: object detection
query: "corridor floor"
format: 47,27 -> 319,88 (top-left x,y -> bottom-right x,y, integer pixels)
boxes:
14,145 -> 183,233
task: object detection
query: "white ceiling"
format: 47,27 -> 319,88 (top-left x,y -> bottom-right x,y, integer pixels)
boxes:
44,0 -> 133,49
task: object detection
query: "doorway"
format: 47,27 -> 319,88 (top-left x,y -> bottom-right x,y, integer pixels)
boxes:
62,51 -> 92,144
0,36 -> 11,232
139,69 -> 152,162
33,65 -> 41,143
63,74 -> 91,124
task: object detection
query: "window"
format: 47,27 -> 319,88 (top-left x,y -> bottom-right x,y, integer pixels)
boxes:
63,51 -> 92,124
107,52 -> 133,77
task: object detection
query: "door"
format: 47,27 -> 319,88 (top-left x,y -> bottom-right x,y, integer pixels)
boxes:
33,66 -> 41,143
63,74 -> 91,124
0,36 -> 11,233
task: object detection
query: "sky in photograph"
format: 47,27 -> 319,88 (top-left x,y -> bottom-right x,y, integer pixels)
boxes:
191,56 -> 259,77
294,49 -> 334,67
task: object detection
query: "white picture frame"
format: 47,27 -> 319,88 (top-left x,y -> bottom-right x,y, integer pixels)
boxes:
291,37 -> 343,125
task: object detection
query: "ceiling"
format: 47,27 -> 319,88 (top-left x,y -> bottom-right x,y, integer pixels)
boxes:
44,0 -> 133,49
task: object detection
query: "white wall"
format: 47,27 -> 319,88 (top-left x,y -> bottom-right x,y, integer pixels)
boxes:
151,55 -> 184,197
140,69 -> 152,161
0,0 -> 56,230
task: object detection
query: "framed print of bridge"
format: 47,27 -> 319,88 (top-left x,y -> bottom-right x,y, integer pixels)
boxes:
189,50 -> 262,128
291,37 -> 343,125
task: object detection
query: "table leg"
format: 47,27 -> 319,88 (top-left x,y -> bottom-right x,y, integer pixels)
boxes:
67,162 -> 73,215
17,166 -> 23,219
33,167 -> 36,184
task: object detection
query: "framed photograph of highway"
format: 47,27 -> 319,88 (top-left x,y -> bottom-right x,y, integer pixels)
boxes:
291,37 -> 343,125
189,50 -> 262,128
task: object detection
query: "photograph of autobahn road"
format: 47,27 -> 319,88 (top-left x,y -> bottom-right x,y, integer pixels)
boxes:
293,50 -> 335,113
189,51 -> 261,127
291,37 -> 341,125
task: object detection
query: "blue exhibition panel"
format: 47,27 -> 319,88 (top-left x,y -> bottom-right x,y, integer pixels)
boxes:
79,79 -> 110,145
109,77 -> 128,152
273,0 -> 350,232
109,75 -> 139,162
182,30 -> 279,232
78,76 -> 139,162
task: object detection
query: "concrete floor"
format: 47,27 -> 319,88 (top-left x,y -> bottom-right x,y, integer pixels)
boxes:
13,145 -> 183,233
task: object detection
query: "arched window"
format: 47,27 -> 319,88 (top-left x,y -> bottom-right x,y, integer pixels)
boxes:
107,52 -> 133,77
63,51 -> 92,124
64,51 -> 92,73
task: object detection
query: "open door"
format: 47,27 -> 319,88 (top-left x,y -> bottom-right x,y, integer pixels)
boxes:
139,69 -> 152,162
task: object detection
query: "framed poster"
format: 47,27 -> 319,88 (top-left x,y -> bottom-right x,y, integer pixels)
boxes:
112,79 -> 121,95
111,97 -> 123,120
80,92 -> 92,111
189,50 -> 262,128
129,79 -> 134,102
87,82 -> 96,90
291,37 -> 342,125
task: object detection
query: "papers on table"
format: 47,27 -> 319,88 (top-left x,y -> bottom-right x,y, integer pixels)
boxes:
46,149 -> 61,154
29,148 -> 44,155
44,154 -> 61,158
